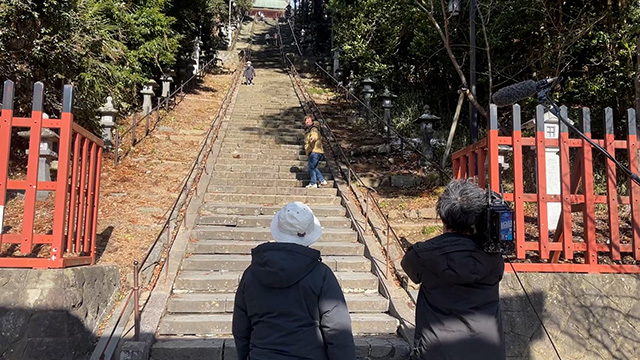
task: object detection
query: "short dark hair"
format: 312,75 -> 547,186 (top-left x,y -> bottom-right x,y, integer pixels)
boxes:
436,179 -> 486,233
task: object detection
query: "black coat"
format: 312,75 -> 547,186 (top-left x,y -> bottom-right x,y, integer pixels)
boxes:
232,242 -> 356,360
401,232 -> 505,360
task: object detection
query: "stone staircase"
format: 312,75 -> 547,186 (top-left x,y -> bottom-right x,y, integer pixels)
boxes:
150,21 -> 408,359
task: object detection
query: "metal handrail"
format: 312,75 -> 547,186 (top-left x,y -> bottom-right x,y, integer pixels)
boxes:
275,31 -> 409,279
94,53 -> 246,360
314,64 -> 451,179
114,58 -> 220,165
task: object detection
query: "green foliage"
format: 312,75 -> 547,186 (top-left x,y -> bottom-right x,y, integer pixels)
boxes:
328,0 -> 640,152
0,0 -> 246,131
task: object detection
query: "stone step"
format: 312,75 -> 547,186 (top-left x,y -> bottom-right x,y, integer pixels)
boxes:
173,271 -> 379,293
224,129 -> 304,135
197,214 -> 350,228
209,171 -> 332,180
207,178 -> 334,187
213,162 -> 327,176
158,313 -> 399,336
219,145 -> 303,152
219,148 -> 306,156
182,254 -> 371,272
215,153 -> 309,161
215,158 -> 310,166
203,193 -> 342,205
227,123 -> 304,130
207,185 -> 337,196
166,293 -> 388,314
189,240 -> 363,256
193,226 -> 356,242
199,203 -> 346,217
151,336 -> 410,360
219,141 -> 301,149
223,134 -> 303,140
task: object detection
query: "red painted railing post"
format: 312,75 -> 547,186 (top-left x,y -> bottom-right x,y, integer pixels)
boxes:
559,106 -> 573,260
512,104 -> 526,259
488,105 -> 500,194
627,108 -> 640,261
535,105 -> 550,259
580,108 -> 597,267
604,108 -> 621,260
0,80 -> 15,250
54,85 -> 75,264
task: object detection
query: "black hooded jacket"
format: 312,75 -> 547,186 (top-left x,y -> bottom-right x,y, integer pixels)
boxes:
401,232 -> 505,360
232,242 -> 356,360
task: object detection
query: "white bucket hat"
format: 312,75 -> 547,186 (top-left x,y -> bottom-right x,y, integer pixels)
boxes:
270,202 -> 322,247
246,61 -> 252,66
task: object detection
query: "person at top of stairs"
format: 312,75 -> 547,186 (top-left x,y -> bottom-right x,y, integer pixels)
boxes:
232,202 -> 356,360
304,115 -> 327,189
244,61 -> 255,85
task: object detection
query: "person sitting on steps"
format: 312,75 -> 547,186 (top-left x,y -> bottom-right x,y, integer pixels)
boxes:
304,115 -> 327,188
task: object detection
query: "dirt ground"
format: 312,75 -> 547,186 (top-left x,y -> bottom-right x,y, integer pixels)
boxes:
97,72 -> 233,284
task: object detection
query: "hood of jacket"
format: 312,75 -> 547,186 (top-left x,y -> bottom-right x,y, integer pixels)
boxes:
410,232 -> 502,285
249,242 -> 321,288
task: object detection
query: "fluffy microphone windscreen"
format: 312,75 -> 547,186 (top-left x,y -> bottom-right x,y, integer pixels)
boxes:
492,80 -> 538,106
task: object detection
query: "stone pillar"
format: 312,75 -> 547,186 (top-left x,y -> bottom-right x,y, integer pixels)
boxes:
415,106 -> 440,165
381,88 -> 396,137
18,116 -> 59,200
140,80 -> 157,116
98,97 -> 118,151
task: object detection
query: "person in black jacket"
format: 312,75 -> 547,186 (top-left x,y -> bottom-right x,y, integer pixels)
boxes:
232,201 -> 356,360
401,179 -> 505,360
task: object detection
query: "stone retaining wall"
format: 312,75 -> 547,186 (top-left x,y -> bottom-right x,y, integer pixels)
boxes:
0,265 -> 119,360
501,272 -> 640,360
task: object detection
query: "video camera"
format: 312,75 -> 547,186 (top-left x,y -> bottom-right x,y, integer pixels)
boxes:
475,191 -> 515,255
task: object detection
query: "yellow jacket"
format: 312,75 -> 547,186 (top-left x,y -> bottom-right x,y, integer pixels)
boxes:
304,122 -> 324,156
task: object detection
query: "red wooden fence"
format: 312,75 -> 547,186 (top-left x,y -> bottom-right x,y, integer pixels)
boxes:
452,104 -> 640,273
0,80 -> 103,268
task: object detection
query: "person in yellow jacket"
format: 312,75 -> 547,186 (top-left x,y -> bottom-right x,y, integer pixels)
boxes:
304,115 -> 327,188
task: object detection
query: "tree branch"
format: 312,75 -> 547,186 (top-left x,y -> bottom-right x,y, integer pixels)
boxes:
415,0 -> 489,120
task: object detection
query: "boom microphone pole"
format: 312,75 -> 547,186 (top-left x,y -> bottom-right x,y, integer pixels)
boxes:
492,79 -> 640,186
536,88 -> 640,186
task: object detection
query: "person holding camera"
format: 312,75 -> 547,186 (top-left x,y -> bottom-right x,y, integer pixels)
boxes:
401,179 -> 505,360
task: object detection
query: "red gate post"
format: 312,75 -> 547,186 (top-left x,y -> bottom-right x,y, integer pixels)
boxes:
0,81 -> 15,250
604,108 -> 621,260
512,104 -> 526,259
627,108 -> 640,261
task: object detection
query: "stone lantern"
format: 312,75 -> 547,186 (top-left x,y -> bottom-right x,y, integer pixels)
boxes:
361,77 -> 375,116
381,88 -> 396,137
98,96 -> 118,151
415,105 -> 440,163
18,114 -> 59,200
160,70 -> 175,99
332,48 -> 340,77
347,71 -> 356,97
140,79 -> 158,116
336,69 -> 344,87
